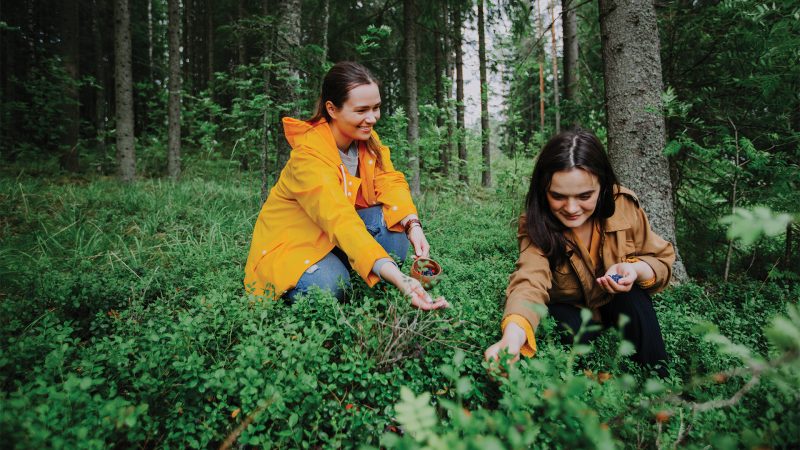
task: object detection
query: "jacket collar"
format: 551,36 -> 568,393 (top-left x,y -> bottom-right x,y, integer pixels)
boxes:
604,185 -> 639,232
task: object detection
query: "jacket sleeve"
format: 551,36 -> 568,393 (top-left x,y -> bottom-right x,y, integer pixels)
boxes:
286,151 -> 389,286
373,144 -> 418,231
503,217 -> 552,332
630,202 -> 675,293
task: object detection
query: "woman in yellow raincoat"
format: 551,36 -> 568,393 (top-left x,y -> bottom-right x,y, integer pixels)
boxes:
244,62 -> 448,310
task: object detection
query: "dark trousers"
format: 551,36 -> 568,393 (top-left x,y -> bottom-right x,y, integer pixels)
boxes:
548,286 -> 668,375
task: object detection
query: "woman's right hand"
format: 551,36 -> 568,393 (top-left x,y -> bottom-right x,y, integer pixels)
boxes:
484,322 -> 527,364
398,275 -> 449,310
380,263 -> 449,310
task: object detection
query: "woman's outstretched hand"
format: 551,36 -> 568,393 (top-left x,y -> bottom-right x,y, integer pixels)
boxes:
380,262 -> 448,310
400,275 -> 449,310
484,322 -> 526,364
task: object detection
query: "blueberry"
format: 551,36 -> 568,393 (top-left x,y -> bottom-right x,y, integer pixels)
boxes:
609,273 -> 623,283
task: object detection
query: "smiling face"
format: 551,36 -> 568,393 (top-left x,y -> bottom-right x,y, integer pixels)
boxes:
546,168 -> 600,231
326,82 -> 381,150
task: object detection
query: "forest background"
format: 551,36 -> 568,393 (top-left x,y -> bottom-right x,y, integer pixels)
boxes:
1,0 -> 799,448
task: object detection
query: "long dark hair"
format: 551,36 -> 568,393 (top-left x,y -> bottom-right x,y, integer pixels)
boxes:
307,61 -> 383,167
524,130 -> 619,269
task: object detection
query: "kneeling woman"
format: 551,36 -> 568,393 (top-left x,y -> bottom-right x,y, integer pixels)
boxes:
244,62 -> 448,310
485,131 -> 674,374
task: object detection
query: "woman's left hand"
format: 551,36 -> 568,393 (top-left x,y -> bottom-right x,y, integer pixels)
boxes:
407,226 -> 430,259
596,262 -> 637,294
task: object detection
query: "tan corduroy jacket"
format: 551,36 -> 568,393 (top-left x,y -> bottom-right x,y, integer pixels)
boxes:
503,186 -> 675,355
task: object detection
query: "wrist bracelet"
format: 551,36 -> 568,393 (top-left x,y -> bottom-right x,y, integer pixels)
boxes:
404,218 -> 422,235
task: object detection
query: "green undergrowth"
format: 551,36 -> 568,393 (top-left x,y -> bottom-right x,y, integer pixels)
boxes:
1,173 -> 798,449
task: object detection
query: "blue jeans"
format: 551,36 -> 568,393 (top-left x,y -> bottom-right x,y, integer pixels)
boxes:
286,205 -> 410,301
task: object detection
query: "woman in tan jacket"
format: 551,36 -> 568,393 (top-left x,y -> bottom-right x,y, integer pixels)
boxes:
485,130 -> 674,375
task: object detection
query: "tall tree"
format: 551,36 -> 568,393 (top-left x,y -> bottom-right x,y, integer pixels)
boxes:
562,0 -> 579,107
535,0 -> 545,134
58,0 -> 80,171
599,0 -> 687,281
547,0 -> 560,132
167,0 -> 181,179
433,6 -> 447,175
277,0 -> 301,172
114,0 -> 136,182
454,5 -> 467,184
478,0 -> 491,187
404,0 -> 420,195
261,1 -> 276,203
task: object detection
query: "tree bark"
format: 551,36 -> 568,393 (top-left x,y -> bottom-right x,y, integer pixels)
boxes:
599,0 -> 687,281
261,0 -> 276,203
277,0 -> 301,172
92,0 -> 107,155
536,0 -> 545,134
433,16 -> 448,176
320,0 -> 329,64
168,0 -> 182,179
548,0 -> 560,133
207,1 -> 214,86
237,0 -> 246,66
478,0 -> 491,187
114,0 -> 136,182
58,0 -> 80,172
454,5 -> 467,184
562,0 -> 579,106
404,0 -> 421,195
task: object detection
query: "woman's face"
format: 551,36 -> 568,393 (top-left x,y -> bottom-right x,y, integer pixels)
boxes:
327,82 -> 381,147
546,168 -> 600,230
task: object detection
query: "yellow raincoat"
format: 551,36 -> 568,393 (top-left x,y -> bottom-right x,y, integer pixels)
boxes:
244,117 -> 418,298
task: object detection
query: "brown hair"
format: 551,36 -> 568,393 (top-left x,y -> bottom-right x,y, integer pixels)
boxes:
525,130 -> 619,269
308,61 -> 384,168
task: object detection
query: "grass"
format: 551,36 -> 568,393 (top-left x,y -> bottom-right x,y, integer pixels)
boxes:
0,167 -> 798,449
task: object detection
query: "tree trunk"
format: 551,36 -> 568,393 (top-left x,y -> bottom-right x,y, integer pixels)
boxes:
148,0 -> 153,81
168,0 -> 182,179
444,1 -> 455,179
404,0 -> 421,195
58,0 -> 80,172
207,0 -> 214,86
114,0 -> 136,182
478,0 -> 491,187
562,0 -> 579,106
92,0 -> 107,155
237,0 -> 246,66
433,18 -> 448,177
454,5 -> 467,184
320,0 -> 329,64
599,0 -> 687,281
536,0 -> 545,134
277,0 -> 301,172
548,0 -> 560,133
261,0 -> 276,203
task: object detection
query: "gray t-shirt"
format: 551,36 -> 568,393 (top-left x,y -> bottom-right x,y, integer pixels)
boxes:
338,141 -> 359,176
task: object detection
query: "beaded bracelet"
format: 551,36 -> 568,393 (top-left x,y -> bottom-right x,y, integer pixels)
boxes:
404,218 -> 422,235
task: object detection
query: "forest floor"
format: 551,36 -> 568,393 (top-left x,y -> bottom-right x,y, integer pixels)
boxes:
1,166 -> 798,448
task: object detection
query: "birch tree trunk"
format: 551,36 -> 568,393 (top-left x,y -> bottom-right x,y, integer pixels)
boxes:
167,0 -> 182,179
404,0 -> 420,195
114,0 -> 136,182
599,0 -> 687,281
